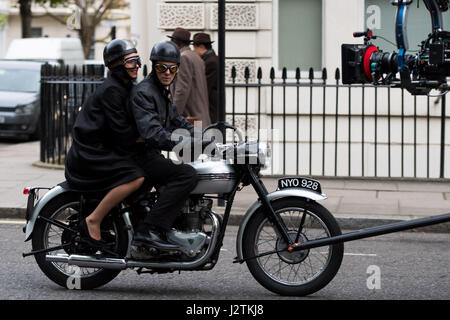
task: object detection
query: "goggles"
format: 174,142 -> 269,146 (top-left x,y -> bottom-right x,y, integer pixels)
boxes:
123,56 -> 142,70
154,63 -> 179,74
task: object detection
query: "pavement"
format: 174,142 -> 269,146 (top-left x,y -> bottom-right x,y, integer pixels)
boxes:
1,140 -> 449,233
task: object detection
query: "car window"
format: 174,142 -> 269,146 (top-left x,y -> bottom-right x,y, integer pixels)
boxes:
0,67 -> 40,93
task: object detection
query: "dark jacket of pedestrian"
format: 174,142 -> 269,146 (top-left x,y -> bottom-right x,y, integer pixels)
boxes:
171,46 -> 211,128
201,49 -> 219,123
65,74 -> 145,191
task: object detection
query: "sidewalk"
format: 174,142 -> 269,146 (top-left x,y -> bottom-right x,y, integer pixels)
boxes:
1,141 -> 449,233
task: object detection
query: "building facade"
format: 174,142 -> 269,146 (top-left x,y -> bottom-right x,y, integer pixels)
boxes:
130,0 -> 364,82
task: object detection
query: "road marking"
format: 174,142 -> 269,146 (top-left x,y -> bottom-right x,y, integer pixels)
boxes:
0,219 -> 26,225
320,251 -> 377,257
344,253 -> 377,257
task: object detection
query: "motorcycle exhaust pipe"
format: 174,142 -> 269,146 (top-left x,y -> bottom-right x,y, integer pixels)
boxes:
46,254 -> 127,270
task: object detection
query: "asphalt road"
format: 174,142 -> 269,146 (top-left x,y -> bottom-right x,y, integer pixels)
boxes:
0,218 -> 449,302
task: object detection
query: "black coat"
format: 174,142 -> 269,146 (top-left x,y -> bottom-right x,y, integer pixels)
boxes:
202,49 -> 219,123
130,72 -> 195,156
65,74 -> 145,191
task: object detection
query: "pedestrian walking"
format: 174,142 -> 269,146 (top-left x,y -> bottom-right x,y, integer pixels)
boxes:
168,28 -> 211,128
193,32 -> 219,124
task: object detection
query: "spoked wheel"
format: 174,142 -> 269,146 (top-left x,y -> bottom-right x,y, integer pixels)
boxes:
242,197 -> 344,296
31,192 -> 128,290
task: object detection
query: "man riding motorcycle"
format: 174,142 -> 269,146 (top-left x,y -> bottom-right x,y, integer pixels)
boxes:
130,41 -> 208,250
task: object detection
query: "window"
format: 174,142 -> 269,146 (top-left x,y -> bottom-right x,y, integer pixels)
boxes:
365,0 -> 450,53
277,0 -> 322,70
0,67 -> 40,92
31,27 -> 42,38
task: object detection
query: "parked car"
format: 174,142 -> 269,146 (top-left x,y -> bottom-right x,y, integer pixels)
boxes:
0,60 -> 43,140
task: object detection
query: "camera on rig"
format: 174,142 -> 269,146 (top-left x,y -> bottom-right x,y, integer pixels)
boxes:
341,30 -> 399,85
341,0 -> 450,95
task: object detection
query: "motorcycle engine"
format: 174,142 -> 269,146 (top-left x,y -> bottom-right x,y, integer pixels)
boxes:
131,197 -> 214,260
132,194 -> 213,232
174,198 -> 213,232
169,198 -> 213,257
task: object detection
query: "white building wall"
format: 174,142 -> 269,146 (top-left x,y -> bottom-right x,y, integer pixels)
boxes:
323,0 -> 365,73
0,0 -> 10,58
5,15 -> 79,48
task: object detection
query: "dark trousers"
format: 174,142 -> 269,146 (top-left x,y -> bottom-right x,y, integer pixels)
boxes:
135,151 -> 198,231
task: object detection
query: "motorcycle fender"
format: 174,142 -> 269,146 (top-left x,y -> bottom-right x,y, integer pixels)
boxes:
235,188 -> 327,261
24,185 -> 69,242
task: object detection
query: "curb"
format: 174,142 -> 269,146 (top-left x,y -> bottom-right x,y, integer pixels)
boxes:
0,208 -> 27,220
1,207 -> 448,234
32,161 -> 64,170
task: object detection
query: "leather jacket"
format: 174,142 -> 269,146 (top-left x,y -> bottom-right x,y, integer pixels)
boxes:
130,73 -> 195,153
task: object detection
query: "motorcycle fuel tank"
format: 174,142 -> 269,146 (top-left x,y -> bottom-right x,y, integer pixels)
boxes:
188,159 -> 237,194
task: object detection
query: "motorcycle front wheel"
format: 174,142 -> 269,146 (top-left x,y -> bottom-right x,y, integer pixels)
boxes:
242,197 -> 344,296
31,192 -> 128,290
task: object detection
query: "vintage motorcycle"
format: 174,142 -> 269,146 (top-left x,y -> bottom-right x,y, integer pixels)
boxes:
22,124 -> 344,296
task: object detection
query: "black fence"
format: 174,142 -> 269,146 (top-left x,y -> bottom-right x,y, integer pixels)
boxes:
228,66 -> 449,179
40,63 -> 104,165
39,64 -> 449,179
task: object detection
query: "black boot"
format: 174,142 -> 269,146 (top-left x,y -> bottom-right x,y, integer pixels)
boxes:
132,224 -> 180,250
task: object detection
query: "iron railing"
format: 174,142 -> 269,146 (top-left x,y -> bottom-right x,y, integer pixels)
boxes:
227,66 -> 449,179
40,63 -> 104,165
39,64 -> 449,179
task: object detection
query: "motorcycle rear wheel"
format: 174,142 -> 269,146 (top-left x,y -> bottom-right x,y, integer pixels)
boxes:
242,197 -> 344,296
31,192 -> 128,290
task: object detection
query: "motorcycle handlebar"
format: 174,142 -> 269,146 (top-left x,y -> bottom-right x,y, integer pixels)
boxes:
202,122 -> 244,144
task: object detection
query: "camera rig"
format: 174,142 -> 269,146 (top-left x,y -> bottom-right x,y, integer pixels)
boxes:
342,0 -> 450,95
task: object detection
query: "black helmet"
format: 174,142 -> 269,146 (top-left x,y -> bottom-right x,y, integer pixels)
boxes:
103,39 -> 137,67
150,41 -> 180,64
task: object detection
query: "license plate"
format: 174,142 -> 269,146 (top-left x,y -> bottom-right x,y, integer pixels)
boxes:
278,177 -> 322,194
0,116 -> 5,124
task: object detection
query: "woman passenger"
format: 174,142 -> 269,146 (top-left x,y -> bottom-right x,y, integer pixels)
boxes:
65,39 -> 145,246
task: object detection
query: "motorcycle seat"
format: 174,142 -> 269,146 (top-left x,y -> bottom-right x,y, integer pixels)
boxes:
57,180 -> 159,202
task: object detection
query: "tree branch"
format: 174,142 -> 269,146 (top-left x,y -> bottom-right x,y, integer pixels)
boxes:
94,0 -> 114,26
43,10 -> 67,25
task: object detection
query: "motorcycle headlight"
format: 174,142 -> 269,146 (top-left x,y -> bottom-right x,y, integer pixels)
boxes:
15,103 -> 35,115
258,141 -> 271,169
